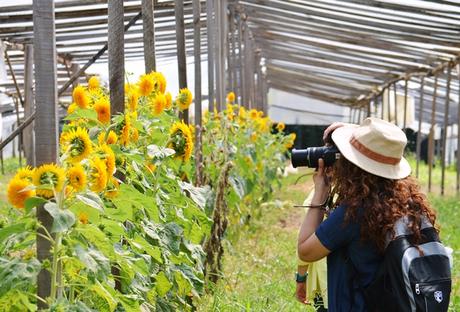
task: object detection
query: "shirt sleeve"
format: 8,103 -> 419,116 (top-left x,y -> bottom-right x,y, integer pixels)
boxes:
315,205 -> 358,252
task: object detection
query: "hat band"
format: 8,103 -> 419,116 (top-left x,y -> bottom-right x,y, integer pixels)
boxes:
350,136 -> 401,165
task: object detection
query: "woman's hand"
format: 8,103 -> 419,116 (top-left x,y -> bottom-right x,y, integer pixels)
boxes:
295,281 -> 308,304
323,122 -> 354,144
311,159 -> 330,206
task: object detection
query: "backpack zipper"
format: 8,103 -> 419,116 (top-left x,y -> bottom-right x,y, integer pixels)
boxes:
415,283 -> 420,295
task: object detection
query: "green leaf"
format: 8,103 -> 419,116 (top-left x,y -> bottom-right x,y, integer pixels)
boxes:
76,226 -> 116,259
155,271 -> 172,297
147,145 -> 175,159
110,184 -> 159,222
74,245 -> 110,279
24,197 -> 47,213
76,192 -> 105,212
178,181 -> 211,210
0,223 -> 27,244
64,108 -> 97,121
229,175 -> 246,199
91,281 -> 117,312
44,203 -> 76,233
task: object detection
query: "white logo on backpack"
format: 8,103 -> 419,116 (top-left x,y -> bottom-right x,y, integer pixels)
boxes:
434,291 -> 443,303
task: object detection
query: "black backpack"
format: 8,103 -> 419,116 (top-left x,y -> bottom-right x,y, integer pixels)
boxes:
360,216 -> 452,312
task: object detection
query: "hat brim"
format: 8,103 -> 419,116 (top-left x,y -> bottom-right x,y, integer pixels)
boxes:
331,125 -> 411,180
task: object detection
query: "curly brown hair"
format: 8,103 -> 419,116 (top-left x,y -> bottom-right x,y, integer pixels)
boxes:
331,156 -> 437,253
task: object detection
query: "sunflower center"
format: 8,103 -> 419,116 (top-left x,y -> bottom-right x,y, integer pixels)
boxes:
70,137 -> 86,156
39,172 -> 58,187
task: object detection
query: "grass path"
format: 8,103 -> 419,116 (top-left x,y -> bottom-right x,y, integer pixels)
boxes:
197,170 -> 317,311
197,167 -> 460,311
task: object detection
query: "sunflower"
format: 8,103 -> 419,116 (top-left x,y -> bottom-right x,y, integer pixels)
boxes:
176,88 -> 193,111
33,163 -> 65,198
250,133 -> 258,143
89,158 -> 108,193
155,72 -> 167,94
146,163 -> 157,173
258,111 -> 264,118
87,76 -> 100,91
78,212 -> 89,224
131,128 -> 139,142
62,127 -> 93,163
127,89 -> 139,112
94,97 -> 111,124
96,144 -> 116,176
67,103 -> 78,115
98,130 -> 118,145
276,122 -> 286,132
73,85 -> 89,109
7,177 -> 35,209
14,166 -> 34,182
169,121 -> 194,161
138,73 -> 158,96
227,92 -> 236,103
257,117 -> 271,133
285,133 -> 296,149
165,92 -> 172,110
67,164 -> 87,192
120,123 -> 131,146
249,109 -> 258,120
151,93 -> 166,116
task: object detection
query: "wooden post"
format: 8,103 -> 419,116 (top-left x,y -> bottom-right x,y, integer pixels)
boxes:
206,0 -> 215,111
13,96 -> 23,167
24,44 -> 35,167
457,65 -> 460,194
4,50 -> 24,107
70,63 -> 80,89
428,75 -> 438,193
142,0 -> 156,73
403,78 -> 408,130
230,9 -> 237,96
381,88 -> 385,119
441,65 -> 451,195
237,14 -> 244,106
415,76 -> 424,179
175,0 -> 188,122
227,8 -> 233,94
108,0 -> 125,116
214,0 -> 225,111
193,0 -> 202,186
33,0 -> 58,307
394,82 -> 398,127
367,98 -> 371,118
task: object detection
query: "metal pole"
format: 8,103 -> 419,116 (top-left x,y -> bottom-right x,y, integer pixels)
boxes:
175,0 -> 188,122
441,65 -> 451,195
193,0 -> 203,185
416,77 -> 424,179
206,0 -> 215,111
142,0 -> 156,72
428,75 -> 438,193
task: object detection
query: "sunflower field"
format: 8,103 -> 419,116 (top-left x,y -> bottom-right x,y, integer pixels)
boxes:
0,72 -> 294,311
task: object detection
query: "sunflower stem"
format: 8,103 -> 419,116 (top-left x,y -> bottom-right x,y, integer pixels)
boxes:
50,232 -> 62,301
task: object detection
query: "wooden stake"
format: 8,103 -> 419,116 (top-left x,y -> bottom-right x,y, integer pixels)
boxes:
108,0 -> 125,116
193,0 -> 202,186
142,0 -> 156,73
33,0 -> 58,307
237,15 -> 244,106
175,0 -> 188,122
415,76 -> 424,179
23,44 -> 34,166
428,75 -> 438,193
441,65 -> 451,195
4,50 -> 24,106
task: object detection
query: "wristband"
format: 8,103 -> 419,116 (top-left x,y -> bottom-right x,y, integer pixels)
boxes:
295,272 -> 308,283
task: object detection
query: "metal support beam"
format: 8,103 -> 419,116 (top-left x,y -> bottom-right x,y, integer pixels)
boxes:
441,65 -> 451,195
206,0 -> 215,111
415,76 -> 424,178
193,0 -> 202,186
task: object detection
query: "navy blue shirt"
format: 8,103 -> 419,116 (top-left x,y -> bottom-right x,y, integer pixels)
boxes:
316,205 -> 383,312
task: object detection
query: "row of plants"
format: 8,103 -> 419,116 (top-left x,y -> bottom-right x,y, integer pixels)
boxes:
1,72 -> 294,311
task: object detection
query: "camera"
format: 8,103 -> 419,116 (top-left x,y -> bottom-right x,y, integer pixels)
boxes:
290,131 -> 341,168
291,145 -> 340,168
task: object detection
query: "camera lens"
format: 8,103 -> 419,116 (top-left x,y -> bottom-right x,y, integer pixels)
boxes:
291,146 -> 340,168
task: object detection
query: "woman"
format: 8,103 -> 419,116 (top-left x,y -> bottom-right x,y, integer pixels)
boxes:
297,117 -> 437,311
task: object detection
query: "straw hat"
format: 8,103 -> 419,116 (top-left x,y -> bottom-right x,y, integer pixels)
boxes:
331,117 -> 411,180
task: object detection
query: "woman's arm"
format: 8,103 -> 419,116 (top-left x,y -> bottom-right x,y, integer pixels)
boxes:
297,159 -> 331,262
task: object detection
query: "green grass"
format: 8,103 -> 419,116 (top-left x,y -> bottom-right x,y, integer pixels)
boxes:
196,169 -> 316,312
197,163 -> 460,311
